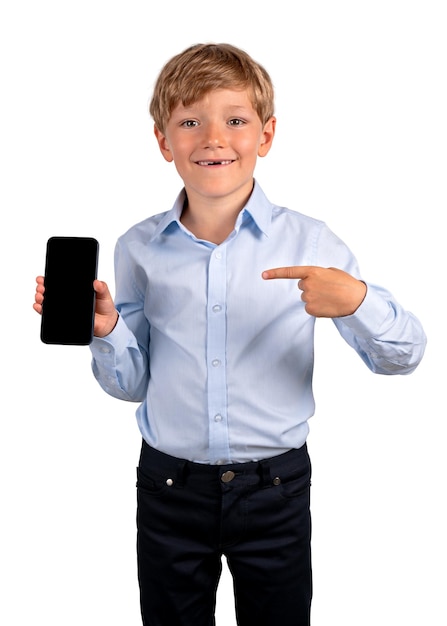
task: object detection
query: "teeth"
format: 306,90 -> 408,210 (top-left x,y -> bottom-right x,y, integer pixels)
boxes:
197,160 -> 232,166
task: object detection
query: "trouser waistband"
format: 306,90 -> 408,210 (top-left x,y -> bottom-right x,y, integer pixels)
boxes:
138,439 -> 309,488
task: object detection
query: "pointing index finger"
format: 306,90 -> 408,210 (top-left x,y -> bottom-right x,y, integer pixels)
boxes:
262,266 -> 312,280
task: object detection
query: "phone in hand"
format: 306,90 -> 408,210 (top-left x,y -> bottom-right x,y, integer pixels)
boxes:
40,236 -> 99,345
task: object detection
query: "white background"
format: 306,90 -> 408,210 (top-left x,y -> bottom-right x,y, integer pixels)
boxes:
1,1 -> 445,624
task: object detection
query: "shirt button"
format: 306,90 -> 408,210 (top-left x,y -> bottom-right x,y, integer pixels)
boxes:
212,359 -> 221,367
215,251 -> 222,259
212,304 -> 222,313
214,414 -> 223,422
99,346 -> 111,354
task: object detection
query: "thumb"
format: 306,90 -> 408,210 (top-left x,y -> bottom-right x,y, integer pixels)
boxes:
93,279 -> 111,299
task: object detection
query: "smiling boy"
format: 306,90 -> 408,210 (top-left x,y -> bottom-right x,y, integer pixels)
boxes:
34,43 -> 426,625
154,88 -> 275,245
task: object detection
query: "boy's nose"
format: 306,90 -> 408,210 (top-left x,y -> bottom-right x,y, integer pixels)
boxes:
203,123 -> 226,148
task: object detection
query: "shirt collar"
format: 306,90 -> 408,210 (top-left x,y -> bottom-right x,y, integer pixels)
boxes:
150,180 -> 273,241
149,189 -> 186,241
241,180 -> 273,237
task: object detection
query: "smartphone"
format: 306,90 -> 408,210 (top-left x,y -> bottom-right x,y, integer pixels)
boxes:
40,236 -> 99,345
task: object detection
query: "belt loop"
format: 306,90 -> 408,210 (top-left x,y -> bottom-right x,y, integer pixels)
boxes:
175,460 -> 188,488
258,459 -> 271,487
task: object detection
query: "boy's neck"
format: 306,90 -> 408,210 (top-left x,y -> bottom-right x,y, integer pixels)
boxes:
180,182 -> 254,245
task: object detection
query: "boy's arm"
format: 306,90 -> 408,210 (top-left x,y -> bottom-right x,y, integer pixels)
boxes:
332,281 -> 427,374
90,235 -> 152,402
89,276 -> 150,402
34,274 -> 149,400
90,311 -> 149,402
262,265 -> 426,375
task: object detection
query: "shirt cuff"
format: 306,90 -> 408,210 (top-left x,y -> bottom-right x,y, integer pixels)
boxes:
90,314 -> 132,358
337,284 -> 393,337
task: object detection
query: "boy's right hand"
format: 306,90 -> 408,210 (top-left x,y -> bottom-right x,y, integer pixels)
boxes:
33,276 -> 119,338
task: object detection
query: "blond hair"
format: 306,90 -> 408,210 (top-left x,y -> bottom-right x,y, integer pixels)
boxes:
149,43 -> 275,133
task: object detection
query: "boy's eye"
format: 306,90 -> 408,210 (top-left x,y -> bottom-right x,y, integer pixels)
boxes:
228,118 -> 245,126
181,120 -> 199,128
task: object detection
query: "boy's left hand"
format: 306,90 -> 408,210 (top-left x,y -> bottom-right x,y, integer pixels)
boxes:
262,266 -> 367,318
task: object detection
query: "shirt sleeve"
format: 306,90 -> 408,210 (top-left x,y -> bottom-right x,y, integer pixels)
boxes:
314,222 -> 426,374
89,235 -> 151,402
90,314 -> 149,401
332,284 -> 427,374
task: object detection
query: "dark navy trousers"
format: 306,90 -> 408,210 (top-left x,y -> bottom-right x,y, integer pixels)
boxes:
136,440 -> 312,625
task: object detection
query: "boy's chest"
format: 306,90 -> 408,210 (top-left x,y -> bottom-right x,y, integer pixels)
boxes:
139,236 -> 308,335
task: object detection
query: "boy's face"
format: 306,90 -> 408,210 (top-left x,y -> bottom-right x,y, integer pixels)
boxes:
154,88 -> 275,209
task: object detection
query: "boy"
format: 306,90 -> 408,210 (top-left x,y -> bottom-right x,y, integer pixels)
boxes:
34,43 -> 426,625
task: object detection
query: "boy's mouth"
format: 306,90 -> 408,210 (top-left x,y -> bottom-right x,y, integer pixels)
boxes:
196,160 -> 234,166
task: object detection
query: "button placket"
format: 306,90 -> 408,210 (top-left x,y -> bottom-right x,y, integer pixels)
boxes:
206,244 -> 230,464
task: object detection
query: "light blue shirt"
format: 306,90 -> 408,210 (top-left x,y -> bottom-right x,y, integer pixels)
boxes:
90,181 -> 426,464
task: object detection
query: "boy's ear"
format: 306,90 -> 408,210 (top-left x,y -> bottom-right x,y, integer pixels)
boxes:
154,125 -> 174,162
258,116 -> 276,158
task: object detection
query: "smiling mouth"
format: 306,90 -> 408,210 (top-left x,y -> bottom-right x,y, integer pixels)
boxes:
196,160 -> 234,166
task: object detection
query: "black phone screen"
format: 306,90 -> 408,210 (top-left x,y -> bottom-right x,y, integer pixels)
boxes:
40,236 -> 99,345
